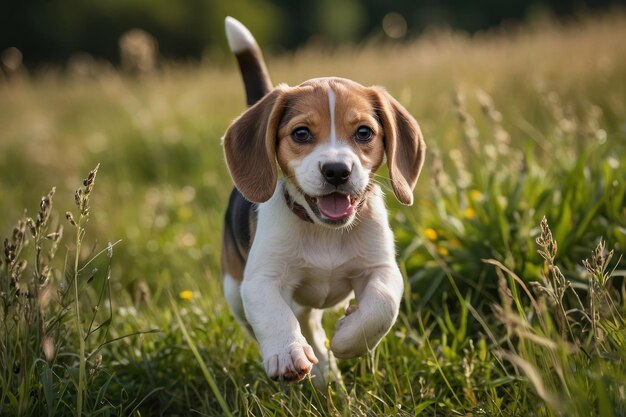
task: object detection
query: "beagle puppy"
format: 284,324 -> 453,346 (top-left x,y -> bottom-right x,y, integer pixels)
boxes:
221,17 -> 425,388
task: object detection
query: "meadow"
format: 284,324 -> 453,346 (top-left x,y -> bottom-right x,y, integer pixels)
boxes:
1,12 -> 626,417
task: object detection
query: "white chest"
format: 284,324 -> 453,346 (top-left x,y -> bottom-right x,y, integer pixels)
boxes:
248,185 -> 396,310
290,248 -> 362,309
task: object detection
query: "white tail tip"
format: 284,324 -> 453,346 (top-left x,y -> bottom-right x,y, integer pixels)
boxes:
225,16 -> 258,54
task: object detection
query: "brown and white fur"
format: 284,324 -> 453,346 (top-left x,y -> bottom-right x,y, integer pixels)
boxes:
221,17 -> 426,388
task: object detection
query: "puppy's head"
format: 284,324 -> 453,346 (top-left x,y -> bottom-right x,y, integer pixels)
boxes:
223,77 -> 425,227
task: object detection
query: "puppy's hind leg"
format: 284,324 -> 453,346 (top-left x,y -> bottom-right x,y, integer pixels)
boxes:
296,307 -> 341,390
223,273 -> 254,336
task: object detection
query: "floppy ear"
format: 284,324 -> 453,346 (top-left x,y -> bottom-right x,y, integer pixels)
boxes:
223,87 -> 287,202
373,88 -> 426,206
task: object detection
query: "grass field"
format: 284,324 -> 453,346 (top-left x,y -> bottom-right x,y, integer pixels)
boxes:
1,12 -> 626,417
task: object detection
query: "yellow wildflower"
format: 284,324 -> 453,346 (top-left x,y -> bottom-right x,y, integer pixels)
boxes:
179,290 -> 194,301
469,190 -> 484,202
463,207 -> 476,219
424,228 -> 438,241
437,247 -> 450,257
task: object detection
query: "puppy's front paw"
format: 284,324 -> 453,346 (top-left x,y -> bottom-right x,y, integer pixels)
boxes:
331,304 -> 392,359
263,341 -> 319,382
330,307 -> 371,359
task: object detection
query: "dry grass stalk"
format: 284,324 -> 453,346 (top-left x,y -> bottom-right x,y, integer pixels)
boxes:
453,89 -> 480,154
531,216 -> 572,339
583,240 -> 620,349
119,29 -> 158,75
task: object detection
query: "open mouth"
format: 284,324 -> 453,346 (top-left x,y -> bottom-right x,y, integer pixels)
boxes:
304,192 -> 358,223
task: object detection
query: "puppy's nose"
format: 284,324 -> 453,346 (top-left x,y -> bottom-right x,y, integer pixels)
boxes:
321,162 -> 351,186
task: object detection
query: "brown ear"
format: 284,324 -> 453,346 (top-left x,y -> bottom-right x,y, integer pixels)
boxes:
223,87 -> 287,202
373,88 -> 426,206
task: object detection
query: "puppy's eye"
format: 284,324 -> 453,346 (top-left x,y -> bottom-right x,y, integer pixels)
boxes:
354,126 -> 373,143
292,127 -> 313,143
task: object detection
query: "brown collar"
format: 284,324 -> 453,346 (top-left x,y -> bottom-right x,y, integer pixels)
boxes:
283,187 -> 314,223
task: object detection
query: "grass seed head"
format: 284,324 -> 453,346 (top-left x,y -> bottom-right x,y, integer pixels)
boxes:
4,217 -> 28,266
42,336 -> 56,363
36,187 -> 56,228
26,217 -> 36,237
76,164 -> 100,216
10,260 -> 28,287
477,89 -> 503,123
66,211 -> 76,226
430,148 -> 451,192
4,237 -> 14,264
536,216 -> 557,262
46,224 -> 63,260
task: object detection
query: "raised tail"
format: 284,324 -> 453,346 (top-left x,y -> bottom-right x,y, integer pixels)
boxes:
225,17 -> 273,107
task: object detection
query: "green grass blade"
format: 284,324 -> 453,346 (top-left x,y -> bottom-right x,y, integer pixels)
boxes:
169,295 -> 233,417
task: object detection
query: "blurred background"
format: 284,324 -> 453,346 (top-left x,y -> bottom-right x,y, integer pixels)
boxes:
2,0 -> 625,68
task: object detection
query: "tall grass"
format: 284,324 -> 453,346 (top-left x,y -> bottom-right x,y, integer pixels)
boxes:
489,218 -> 625,416
398,86 -> 625,309
1,12 -> 625,417
0,165 -> 127,416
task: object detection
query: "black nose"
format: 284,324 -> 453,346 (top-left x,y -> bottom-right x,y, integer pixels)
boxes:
321,162 -> 351,186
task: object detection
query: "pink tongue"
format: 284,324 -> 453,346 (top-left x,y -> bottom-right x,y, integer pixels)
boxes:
317,193 -> 353,220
